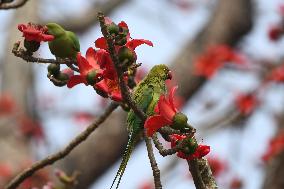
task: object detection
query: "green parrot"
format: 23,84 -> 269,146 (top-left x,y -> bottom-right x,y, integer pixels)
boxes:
46,23 -> 80,59
110,64 -> 172,189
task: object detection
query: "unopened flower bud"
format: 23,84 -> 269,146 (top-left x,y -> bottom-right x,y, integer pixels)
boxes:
172,112 -> 188,130
86,70 -> 98,85
115,36 -> 127,46
47,64 -> 60,76
118,47 -> 135,66
56,72 -> 69,82
107,23 -> 119,35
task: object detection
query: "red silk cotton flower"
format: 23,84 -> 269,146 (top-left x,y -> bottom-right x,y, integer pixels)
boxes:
95,19 -> 153,53
170,134 -> 210,160
194,45 -> 244,78
144,86 -> 178,137
235,93 -> 258,116
67,48 -> 106,88
18,23 -> 54,42
94,77 -> 124,102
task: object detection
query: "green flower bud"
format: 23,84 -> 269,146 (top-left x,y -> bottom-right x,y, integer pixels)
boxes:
115,37 -> 127,46
86,70 -> 98,85
118,47 -> 135,65
56,72 -> 69,82
107,23 -> 119,35
47,63 -> 60,76
172,112 -> 188,130
24,39 -> 40,52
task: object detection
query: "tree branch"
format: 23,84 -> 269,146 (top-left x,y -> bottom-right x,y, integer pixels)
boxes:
5,102 -> 119,189
0,0 -> 29,10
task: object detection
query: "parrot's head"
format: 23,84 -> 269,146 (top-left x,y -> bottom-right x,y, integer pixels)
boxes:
148,64 -> 172,81
46,23 -> 65,37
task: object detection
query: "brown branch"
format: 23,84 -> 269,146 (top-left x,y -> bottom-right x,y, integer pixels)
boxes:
12,42 -> 79,72
5,102 -> 119,189
0,0 -> 29,9
152,133 -> 179,157
188,159 -> 218,189
144,134 -> 163,189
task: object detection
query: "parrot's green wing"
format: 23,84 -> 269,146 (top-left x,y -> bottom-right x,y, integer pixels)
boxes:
127,86 -> 154,134
66,31 -> 80,52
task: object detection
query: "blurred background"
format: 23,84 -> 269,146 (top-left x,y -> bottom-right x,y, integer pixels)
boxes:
1,0 -> 284,188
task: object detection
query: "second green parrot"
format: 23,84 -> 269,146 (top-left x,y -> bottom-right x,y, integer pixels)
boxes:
46,23 -> 80,59
110,64 -> 172,189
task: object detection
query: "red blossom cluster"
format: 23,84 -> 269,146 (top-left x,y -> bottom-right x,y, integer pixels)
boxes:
170,134 -> 210,160
235,92 -> 258,116
194,45 -> 244,78
18,23 -> 54,42
67,18 -> 153,101
262,132 -> 284,162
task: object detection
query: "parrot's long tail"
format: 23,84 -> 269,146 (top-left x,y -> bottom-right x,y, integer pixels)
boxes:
109,134 -> 135,189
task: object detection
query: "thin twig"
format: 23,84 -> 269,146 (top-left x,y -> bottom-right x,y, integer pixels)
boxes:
5,102 -> 119,189
97,12 -> 162,189
0,0 -> 29,9
12,42 -> 78,71
152,133 -> 179,157
144,133 -> 163,189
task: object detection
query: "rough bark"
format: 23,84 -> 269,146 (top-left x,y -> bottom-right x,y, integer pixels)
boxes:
58,0 -> 253,188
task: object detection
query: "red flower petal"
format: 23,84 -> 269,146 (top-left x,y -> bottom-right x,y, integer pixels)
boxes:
110,91 -> 122,102
67,75 -> 86,88
169,86 -> 178,112
158,95 -> 176,122
195,145 -> 210,158
118,21 -> 128,29
144,115 -> 172,137
95,37 -> 108,50
95,79 -> 109,94
126,39 -> 153,50
86,47 -> 100,69
41,34 -> 54,41
77,52 -> 93,75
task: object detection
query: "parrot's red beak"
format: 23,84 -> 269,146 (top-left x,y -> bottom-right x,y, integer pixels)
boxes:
167,71 -> 172,80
